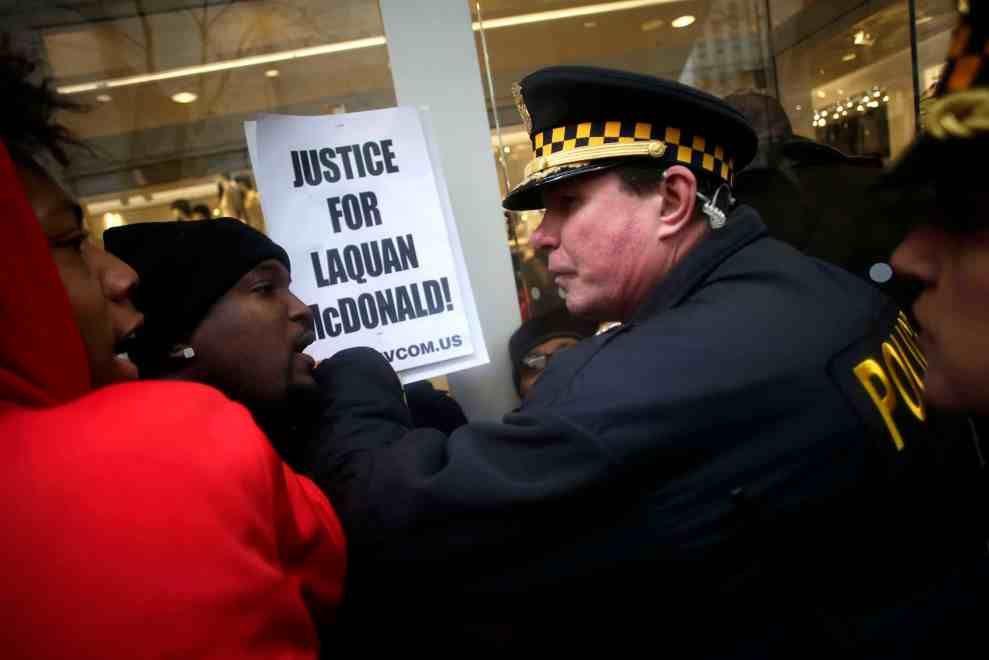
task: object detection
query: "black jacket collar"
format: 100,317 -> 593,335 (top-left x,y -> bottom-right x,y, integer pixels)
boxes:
629,205 -> 768,322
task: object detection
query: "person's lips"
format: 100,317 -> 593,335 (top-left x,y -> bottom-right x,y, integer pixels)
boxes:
293,330 -> 316,353
292,330 -> 317,374
112,317 -> 144,379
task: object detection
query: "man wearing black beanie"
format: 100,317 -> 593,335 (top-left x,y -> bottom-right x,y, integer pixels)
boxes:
104,218 -> 319,463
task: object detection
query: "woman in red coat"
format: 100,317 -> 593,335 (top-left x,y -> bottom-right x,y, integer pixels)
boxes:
0,52 -> 346,658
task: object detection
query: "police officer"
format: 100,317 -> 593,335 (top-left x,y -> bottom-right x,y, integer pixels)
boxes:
310,67 -> 970,654
885,0 -> 989,419
880,2 -> 989,646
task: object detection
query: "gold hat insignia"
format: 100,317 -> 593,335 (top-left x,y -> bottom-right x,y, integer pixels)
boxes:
512,82 -> 533,135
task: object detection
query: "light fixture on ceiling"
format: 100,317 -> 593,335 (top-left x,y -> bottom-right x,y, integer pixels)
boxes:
641,18 -> 665,31
57,0 -> 681,95
853,30 -> 876,46
171,91 -> 198,104
265,68 -> 280,78
816,90 -> 827,99
796,105 -> 802,111
842,53 -> 857,62
473,0 -> 683,30
96,94 -> 112,103
672,15 -> 696,29
584,21 -> 598,28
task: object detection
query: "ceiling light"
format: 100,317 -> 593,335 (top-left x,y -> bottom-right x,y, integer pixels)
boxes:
96,94 -> 112,103
817,90 -> 827,99
58,1 -> 681,96
584,21 -> 598,28
842,53 -> 857,62
853,30 -> 875,46
265,68 -> 280,78
873,90 -> 881,97
641,18 -> 665,31
58,37 -> 386,95
672,15 -> 696,28
171,91 -> 198,104
858,105 -> 865,112
883,95 -> 890,102
796,105 -> 803,111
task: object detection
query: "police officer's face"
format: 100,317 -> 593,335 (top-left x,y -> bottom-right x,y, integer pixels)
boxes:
186,259 -> 317,412
891,217 -> 989,414
532,171 -> 668,320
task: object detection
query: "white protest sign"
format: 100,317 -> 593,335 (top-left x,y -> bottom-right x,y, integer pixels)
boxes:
247,108 -> 488,382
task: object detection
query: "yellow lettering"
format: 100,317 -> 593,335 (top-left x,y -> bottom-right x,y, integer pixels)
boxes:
854,358 -> 905,451
882,341 -> 926,422
889,332 -> 926,390
893,326 -> 928,379
897,314 -> 928,369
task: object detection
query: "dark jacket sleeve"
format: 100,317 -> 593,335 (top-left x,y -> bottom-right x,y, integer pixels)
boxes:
403,380 -> 468,434
306,348 -> 618,574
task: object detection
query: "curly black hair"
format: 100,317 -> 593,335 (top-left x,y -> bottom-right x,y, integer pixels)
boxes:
0,43 -> 85,168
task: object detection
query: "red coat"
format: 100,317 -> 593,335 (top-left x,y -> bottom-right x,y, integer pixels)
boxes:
0,141 -> 346,658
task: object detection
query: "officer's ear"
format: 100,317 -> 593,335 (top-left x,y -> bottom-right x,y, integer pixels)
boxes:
657,165 -> 699,239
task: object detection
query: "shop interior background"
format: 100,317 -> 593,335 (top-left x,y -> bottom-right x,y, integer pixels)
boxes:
2,0 -> 957,318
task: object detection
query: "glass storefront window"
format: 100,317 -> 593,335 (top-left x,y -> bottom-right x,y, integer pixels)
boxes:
773,0 -> 957,164
7,0 -> 395,238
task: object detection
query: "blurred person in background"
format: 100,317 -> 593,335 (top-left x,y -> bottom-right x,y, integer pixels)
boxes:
191,203 -> 212,220
509,306 -> 598,398
169,198 -> 192,221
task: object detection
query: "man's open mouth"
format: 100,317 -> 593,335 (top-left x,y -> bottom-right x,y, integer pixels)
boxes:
293,330 -> 316,353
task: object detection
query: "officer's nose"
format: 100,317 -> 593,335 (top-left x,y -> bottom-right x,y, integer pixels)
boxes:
530,212 -> 561,252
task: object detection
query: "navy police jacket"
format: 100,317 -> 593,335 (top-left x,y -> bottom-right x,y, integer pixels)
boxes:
310,206 -> 981,654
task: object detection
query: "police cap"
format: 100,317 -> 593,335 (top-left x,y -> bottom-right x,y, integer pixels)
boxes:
502,66 -> 758,211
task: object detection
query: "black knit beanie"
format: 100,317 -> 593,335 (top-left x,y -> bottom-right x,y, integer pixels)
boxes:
104,218 -> 290,375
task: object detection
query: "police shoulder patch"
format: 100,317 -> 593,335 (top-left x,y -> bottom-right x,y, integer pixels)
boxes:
829,302 -> 930,463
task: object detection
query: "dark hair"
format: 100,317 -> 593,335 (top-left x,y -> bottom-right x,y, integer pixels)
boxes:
0,45 -> 85,168
170,199 -> 192,215
192,204 -> 211,218
615,158 -> 723,199
234,175 -> 254,190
